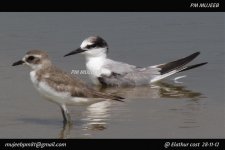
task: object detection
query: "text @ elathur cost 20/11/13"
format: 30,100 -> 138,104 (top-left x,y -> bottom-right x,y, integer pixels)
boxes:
164,141 -> 220,149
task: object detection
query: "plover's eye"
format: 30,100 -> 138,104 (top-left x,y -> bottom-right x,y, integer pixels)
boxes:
26,56 -> 35,62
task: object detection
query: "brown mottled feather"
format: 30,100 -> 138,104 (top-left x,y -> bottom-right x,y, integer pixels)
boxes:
36,66 -> 124,101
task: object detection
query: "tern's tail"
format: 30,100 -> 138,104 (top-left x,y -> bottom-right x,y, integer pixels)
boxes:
150,52 -> 208,83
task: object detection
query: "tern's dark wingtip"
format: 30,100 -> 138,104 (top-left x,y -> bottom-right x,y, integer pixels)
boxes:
194,51 -> 200,56
202,62 -> 208,65
63,54 -> 69,57
197,62 -> 208,66
178,62 -> 208,73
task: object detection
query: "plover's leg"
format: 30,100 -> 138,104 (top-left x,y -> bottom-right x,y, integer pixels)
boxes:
60,104 -> 71,124
59,121 -> 73,139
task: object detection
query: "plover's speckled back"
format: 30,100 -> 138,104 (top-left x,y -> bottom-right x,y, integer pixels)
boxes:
64,36 -> 208,87
12,50 -> 124,124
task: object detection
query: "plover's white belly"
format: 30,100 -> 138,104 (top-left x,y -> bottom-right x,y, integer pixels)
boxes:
37,82 -> 105,105
30,71 -> 104,105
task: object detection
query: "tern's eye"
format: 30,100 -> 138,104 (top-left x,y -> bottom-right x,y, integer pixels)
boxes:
86,44 -> 96,49
26,56 -> 35,62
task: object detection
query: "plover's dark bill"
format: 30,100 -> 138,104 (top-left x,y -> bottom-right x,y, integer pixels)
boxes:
64,36 -> 208,87
12,50 -> 124,124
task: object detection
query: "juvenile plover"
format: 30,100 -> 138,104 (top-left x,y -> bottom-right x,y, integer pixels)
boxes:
12,50 -> 124,124
64,36 -> 208,87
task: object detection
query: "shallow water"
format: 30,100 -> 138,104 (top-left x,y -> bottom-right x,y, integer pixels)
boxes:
0,12 -> 224,138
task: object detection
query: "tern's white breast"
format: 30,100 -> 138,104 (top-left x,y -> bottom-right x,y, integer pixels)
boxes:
86,57 -> 111,85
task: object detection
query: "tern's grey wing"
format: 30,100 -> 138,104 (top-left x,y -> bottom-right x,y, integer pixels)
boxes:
99,59 -> 160,86
103,59 -> 137,75
98,52 -> 207,86
98,67 -> 161,87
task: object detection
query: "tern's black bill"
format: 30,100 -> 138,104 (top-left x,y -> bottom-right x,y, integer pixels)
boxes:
64,48 -> 86,57
12,60 -> 24,66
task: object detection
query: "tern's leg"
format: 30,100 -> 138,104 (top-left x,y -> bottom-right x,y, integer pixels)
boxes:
60,104 -> 71,124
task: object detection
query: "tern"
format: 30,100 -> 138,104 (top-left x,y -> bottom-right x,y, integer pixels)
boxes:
64,36 -> 207,87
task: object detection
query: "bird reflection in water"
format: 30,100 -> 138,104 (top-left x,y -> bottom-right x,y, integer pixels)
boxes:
59,122 -> 73,139
82,101 -> 110,131
59,81 -> 204,138
59,101 -> 111,138
97,81 -> 204,100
